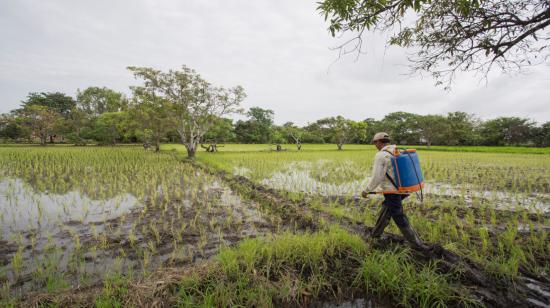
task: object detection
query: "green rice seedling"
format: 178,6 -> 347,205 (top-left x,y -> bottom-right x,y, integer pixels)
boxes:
11,246 -> 24,278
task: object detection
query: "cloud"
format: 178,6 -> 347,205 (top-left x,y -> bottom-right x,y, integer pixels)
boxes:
0,0 -> 548,124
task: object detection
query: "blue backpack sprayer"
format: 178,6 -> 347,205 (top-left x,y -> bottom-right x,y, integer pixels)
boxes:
368,148 -> 425,201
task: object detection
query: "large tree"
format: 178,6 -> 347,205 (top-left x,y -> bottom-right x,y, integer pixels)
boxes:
415,114 -> 448,147
92,111 -> 131,145
235,107 -> 275,144
481,116 -> 536,145
0,113 -> 28,141
129,87 -> 176,152
532,121 -> 550,147
318,0 -> 550,87
282,122 -> 305,150
76,87 -> 128,117
128,66 -> 245,158
21,92 -> 76,118
380,112 -> 420,144
18,105 -> 61,145
313,116 -> 356,150
443,111 -> 480,145
201,117 -> 236,152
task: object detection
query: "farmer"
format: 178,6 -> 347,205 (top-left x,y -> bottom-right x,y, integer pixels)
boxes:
361,132 -> 430,251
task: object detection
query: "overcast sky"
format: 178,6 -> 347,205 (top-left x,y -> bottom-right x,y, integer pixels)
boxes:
1,0 -> 549,125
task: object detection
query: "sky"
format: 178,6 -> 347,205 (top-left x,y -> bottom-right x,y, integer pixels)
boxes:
0,0 -> 549,125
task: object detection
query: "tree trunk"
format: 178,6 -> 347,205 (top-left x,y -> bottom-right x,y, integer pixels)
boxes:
337,143 -> 343,150
187,146 -> 196,158
155,135 -> 160,152
296,142 -> 302,151
40,135 -> 47,146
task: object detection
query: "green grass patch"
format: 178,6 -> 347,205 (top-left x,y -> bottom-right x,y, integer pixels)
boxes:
176,226 -> 471,307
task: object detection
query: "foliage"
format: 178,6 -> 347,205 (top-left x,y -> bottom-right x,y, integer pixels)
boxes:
21,92 -> 76,118
76,87 -> 128,117
235,107 -> 275,144
317,0 -> 550,87
91,111 -> 132,145
128,65 -> 246,158
202,117 -> 236,143
481,116 -> 537,146
1,89 -> 548,147
17,105 -> 62,145
380,112 -> 420,144
129,85 -> 176,151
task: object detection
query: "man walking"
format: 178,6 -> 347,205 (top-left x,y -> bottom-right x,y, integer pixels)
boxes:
361,132 -> 430,251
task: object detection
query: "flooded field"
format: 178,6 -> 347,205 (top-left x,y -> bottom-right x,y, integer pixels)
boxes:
1,145 -> 549,307
0,147 -> 283,297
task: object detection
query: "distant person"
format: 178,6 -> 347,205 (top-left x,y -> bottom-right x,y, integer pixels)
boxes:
362,132 -> 430,251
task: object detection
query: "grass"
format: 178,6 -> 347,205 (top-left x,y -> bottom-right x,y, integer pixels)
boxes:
175,226 -> 472,307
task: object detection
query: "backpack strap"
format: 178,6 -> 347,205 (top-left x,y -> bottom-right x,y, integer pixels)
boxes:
383,148 -> 399,189
385,172 -> 398,189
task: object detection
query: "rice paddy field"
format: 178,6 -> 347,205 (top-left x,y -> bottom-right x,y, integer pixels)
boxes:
1,144 -> 549,307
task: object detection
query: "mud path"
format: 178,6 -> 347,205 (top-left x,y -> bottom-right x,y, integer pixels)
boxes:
198,163 -> 550,308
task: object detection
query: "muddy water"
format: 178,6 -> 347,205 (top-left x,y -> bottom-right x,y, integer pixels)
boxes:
0,176 -> 279,296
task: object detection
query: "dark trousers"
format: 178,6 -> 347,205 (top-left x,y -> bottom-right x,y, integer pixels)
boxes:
371,194 -> 410,237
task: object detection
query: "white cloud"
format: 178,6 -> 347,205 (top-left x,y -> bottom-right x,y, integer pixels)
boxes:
0,0 -> 548,124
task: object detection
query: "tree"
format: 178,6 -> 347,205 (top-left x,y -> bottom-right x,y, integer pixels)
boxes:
532,121 -> 550,147
481,116 -> 536,145
282,122 -> 305,150
129,87 -> 176,152
318,0 -> 550,87
380,112 -> 420,144
415,114 -> 447,147
200,117 -> 236,152
348,120 -> 368,144
92,112 -> 131,145
128,66 -> 245,158
77,87 -> 128,117
364,118 -> 383,143
235,107 -> 275,144
21,92 -> 76,118
0,114 -> 28,141
18,105 -> 61,145
314,116 -> 356,150
63,108 -> 90,145
441,112 -> 480,145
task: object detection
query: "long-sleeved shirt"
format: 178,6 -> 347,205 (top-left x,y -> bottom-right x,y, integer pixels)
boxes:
364,144 -> 398,193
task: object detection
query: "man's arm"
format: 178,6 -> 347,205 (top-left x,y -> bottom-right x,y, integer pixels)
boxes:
364,153 -> 387,192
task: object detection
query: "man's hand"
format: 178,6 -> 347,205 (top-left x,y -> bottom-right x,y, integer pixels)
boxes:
361,190 -> 370,198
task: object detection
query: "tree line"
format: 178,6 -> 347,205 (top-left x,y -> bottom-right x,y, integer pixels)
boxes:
1,66 -> 549,155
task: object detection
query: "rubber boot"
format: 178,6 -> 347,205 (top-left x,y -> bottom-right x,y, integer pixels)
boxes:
369,206 -> 391,238
398,224 -> 431,251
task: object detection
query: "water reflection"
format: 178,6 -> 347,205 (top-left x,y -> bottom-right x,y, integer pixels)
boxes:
0,178 -> 141,238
